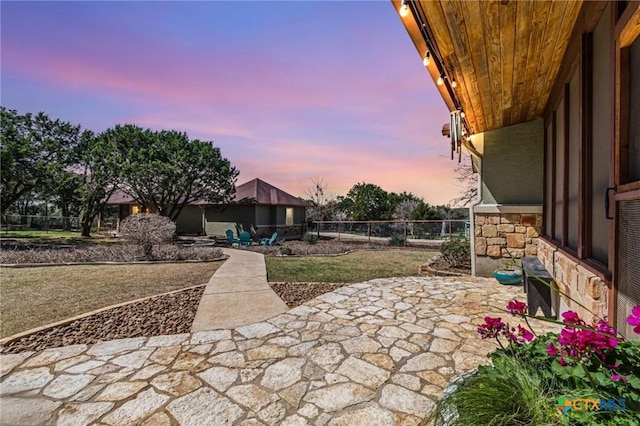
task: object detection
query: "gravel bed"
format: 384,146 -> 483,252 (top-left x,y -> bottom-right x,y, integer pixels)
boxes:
1,286 -> 205,354
0,282 -> 346,354
270,282 -> 347,307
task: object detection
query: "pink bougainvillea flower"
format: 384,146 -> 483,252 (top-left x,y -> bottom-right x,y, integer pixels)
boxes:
552,318 -> 618,364
561,311 -> 583,325
506,300 -> 527,316
477,316 -> 506,339
517,325 -> 534,342
627,306 -> 640,334
611,374 -> 628,382
547,342 -> 559,356
595,319 -> 616,336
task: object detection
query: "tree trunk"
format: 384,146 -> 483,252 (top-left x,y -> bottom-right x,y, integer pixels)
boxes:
81,215 -> 93,237
62,206 -> 71,231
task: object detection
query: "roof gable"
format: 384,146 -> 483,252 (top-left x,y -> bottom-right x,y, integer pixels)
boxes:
105,178 -> 308,207
233,178 -> 308,207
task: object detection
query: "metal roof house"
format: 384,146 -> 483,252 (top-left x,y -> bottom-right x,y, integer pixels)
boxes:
393,0 -> 639,337
109,178 -> 308,239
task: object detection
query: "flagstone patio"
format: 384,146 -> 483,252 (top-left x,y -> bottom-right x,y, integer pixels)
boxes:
0,276 -> 558,425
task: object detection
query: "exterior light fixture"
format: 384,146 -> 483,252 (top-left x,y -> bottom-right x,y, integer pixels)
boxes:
399,0 -> 409,17
451,78 -> 457,88
423,51 -> 431,66
437,74 -> 444,85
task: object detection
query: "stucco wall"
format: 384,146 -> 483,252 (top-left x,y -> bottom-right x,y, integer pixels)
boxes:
204,205 -> 255,235
255,206 -> 271,226
479,119 -> 544,205
175,206 -> 204,235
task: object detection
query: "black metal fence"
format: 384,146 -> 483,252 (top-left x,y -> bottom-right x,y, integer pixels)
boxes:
0,215 -> 118,232
312,220 -> 469,243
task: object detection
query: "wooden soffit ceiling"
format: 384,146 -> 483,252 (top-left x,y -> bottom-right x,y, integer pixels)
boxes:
395,0 -> 584,134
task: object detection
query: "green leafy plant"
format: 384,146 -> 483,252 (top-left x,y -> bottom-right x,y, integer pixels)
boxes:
431,353 -> 559,426
278,245 -> 292,256
428,302 -> 640,425
303,232 -> 318,245
388,233 -> 405,246
439,238 -> 470,268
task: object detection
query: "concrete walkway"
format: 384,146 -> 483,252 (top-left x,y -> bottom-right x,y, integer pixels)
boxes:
0,276 -> 560,426
191,248 -> 288,332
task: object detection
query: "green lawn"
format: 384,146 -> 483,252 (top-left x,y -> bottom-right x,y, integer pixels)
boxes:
1,262 -> 222,338
266,249 -> 435,283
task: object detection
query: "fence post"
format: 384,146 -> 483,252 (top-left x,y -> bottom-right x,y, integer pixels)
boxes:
368,222 -> 371,244
403,221 -> 407,246
449,220 -> 452,238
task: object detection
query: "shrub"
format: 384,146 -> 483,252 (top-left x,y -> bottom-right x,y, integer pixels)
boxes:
429,302 -> 640,426
303,232 -> 318,245
440,238 -> 470,268
0,245 -> 223,263
388,233 -> 405,246
432,353 -> 558,426
119,213 -> 176,259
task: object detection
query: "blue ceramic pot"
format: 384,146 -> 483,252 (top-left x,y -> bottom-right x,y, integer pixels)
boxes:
493,269 -> 523,285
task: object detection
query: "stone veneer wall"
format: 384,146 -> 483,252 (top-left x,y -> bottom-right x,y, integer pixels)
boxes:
474,213 -> 542,276
254,224 -> 304,239
537,238 -> 608,323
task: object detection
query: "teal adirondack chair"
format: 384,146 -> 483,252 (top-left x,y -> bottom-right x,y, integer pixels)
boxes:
225,229 -> 237,245
238,231 -> 252,247
260,232 -> 278,246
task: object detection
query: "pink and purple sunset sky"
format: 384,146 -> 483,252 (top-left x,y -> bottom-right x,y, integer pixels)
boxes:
1,1 -> 462,204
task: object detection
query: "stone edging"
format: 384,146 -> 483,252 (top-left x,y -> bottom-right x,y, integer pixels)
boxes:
0,284 -> 207,345
438,368 -> 479,426
419,265 -> 465,277
0,255 -> 228,268
419,254 -> 466,277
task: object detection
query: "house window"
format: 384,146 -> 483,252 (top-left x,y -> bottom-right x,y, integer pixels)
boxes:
567,67 -> 580,251
616,3 -> 640,189
590,6 -> 612,266
545,120 -> 555,238
554,95 -> 566,244
542,5 -> 614,273
614,2 -> 640,339
626,36 -> 640,183
285,208 -> 294,226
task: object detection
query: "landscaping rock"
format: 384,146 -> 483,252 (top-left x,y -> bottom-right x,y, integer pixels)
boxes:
1,287 -> 206,354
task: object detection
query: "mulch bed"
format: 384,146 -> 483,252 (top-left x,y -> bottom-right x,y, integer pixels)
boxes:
428,257 -> 471,275
270,282 -> 347,308
0,286 -> 205,354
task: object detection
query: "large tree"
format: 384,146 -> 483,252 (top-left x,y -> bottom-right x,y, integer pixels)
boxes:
51,170 -> 84,231
0,107 -> 81,216
77,130 -> 121,237
304,177 -> 330,224
107,125 -> 238,221
338,183 -> 392,221
411,201 -> 442,220
450,154 -> 478,207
